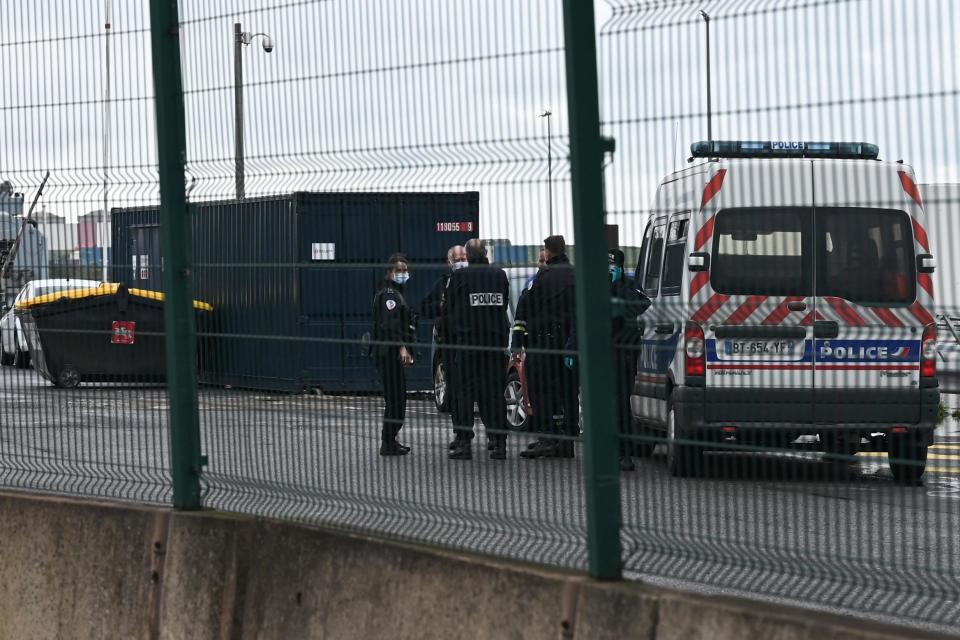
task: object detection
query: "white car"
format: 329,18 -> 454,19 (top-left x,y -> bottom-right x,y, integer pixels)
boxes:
1,279 -> 102,368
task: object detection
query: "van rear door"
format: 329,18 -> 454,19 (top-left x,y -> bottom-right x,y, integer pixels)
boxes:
811,163 -> 929,423
698,161 -> 815,422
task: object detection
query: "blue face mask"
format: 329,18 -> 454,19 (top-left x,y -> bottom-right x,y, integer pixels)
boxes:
393,272 -> 410,285
609,266 -> 623,283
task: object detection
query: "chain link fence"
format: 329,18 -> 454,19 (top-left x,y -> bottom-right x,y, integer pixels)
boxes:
0,0 -> 958,632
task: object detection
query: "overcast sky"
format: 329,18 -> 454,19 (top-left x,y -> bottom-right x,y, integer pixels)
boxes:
1,0 -> 957,247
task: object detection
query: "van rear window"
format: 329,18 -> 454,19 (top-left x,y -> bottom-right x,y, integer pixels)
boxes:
818,208 -> 916,305
710,207 -> 916,305
711,209 -> 811,296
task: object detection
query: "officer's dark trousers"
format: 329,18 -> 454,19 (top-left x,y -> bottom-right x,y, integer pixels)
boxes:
451,347 -> 508,443
526,351 -> 579,439
439,345 -> 458,434
377,352 -> 406,443
614,346 -> 638,457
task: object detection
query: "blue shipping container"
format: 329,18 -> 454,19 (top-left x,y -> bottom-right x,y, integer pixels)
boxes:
112,192 -> 480,393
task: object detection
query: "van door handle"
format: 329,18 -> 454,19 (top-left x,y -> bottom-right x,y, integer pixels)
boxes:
787,300 -> 807,312
654,323 -> 675,335
814,320 -> 839,339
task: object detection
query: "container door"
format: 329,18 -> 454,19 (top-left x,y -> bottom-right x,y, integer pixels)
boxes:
699,163 -> 815,423
299,196 -> 344,386
811,163 -> 925,423
129,225 -> 162,291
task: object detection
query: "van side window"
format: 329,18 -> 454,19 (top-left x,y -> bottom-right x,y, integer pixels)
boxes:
643,222 -> 666,296
661,216 -> 690,296
634,222 -> 653,289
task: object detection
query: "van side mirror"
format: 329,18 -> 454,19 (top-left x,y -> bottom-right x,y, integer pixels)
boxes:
688,252 -> 710,272
917,254 -> 935,274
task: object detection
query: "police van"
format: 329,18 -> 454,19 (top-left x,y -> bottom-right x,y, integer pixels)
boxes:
630,140 -> 939,482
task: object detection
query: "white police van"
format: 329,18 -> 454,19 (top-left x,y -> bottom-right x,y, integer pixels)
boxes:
630,140 -> 939,482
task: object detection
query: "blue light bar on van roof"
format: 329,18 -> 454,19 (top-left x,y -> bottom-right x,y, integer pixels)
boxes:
690,140 -> 880,160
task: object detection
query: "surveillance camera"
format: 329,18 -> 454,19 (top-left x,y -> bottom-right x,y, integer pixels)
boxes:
262,37 -> 274,53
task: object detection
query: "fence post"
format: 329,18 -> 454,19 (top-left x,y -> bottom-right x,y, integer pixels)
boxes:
562,0 -> 622,579
149,0 -> 203,510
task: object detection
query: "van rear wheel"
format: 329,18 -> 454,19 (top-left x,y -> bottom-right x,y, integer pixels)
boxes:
888,434 -> 928,485
666,407 -> 700,478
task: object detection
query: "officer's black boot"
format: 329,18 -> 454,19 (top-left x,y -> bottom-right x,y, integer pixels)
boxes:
380,440 -> 407,456
489,437 -> 507,460
448,440 -> 472,460
555,439 -> 575,458
619,455 -> 635,471
449,432 -> 468,450
520,438 -> 560,459
380,427 -> 409,456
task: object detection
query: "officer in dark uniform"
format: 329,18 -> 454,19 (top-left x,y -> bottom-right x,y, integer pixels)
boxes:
443,239 -> 511,460
417,245 -> 468,450
515,235 -> 578,459
372,253 -> 417,456
566,249 -> 650,470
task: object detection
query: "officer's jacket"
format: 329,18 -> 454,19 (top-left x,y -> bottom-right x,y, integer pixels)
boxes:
418,273 -> 453,342
611,279 -> 651,347
442,259 -> 510,347
372,279 -> 416,356
513,254 -> 575,349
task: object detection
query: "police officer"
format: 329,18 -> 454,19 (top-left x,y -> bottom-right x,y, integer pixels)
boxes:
372,253 -> 417,456
443,239 -> 511,460
418,245 -> 467,320
511,248 -> 547,449
516,235 -> 578,459
566,249 -> 650,470
417,246 -> 468,450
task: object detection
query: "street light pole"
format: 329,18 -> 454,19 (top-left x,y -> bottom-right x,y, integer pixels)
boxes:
540,109 -> 553,234
234,23 -> 245,200
102,0 -> 112,282
699,10 -> 712,141
233,24 -> 274,201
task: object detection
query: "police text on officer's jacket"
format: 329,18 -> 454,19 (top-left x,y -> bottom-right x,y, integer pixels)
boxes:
469,293 -> 504,306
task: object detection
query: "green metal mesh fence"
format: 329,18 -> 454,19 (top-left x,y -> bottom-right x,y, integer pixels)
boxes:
0,0 -> 958,632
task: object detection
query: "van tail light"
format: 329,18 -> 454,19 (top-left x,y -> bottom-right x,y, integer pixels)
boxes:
921,324 -> 936,378
685,321 -> 706,378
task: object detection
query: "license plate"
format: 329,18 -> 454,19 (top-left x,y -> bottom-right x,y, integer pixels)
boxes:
723,340 -> 797,356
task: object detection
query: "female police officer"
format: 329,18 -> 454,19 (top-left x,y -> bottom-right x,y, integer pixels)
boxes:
372,253 -> 417,456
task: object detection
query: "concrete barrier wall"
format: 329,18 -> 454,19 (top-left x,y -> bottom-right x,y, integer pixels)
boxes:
0,492 -> 950,640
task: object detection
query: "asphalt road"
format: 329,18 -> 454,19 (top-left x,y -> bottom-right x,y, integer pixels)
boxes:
0,366 -> 958,632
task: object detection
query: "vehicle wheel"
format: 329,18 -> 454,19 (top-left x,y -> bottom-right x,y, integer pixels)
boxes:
505,370 -> 529,431
0,348 -> 12,366
55,366 -> 80,389
433,358 -> 449,412
666,406 -> 700,478
888,434 -> 928,485
13,333 -> 29,369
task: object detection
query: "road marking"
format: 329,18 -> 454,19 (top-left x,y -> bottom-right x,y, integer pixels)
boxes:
927,466 -> 960,474
857,452 -> 960,461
